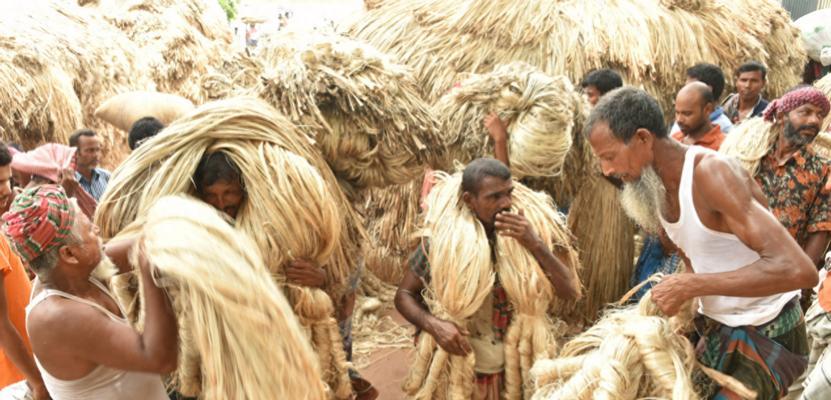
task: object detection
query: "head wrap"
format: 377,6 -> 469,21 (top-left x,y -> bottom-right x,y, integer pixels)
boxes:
10,143 -> 77,183
763,87 -> 831,122
2,184 -> 77,263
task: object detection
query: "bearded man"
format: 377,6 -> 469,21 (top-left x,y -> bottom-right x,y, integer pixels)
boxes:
586,87 -> 818,400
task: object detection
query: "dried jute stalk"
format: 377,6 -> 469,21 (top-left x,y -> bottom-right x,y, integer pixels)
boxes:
403,171 -> 579,399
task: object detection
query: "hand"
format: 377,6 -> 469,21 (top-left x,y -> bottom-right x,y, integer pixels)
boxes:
484,112 -> 508,143
285,259 -> 326,289
58,168 -> 79,196
650,274 -> 692,316
428,318 -> 471,356
28,381 -> 50,400
495,209 -> 542,250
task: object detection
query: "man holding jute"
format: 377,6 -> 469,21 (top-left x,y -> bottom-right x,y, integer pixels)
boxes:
585,87 -> 818,400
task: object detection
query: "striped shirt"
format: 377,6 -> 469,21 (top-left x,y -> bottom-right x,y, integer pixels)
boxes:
75,168 -> 111,201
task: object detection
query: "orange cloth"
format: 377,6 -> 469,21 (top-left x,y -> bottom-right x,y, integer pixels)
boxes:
671,124 -> 725,151
0,236 -> 33,387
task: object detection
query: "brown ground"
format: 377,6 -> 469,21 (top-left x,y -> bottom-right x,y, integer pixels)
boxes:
356,309 -> 413,400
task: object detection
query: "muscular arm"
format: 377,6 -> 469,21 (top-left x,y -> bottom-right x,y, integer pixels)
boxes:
803,231 -> 830,268
0,275 -> 45,394
528,242 -> 581,301
104,237 -> 137,275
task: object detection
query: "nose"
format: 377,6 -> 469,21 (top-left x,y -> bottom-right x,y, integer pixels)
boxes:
599,161 -> 616,177
807,113 -> 822,127
93,224 -> 100,235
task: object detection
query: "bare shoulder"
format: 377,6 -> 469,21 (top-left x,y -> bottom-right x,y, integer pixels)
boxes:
28,297 -> 110,344
693,151 -> 758,212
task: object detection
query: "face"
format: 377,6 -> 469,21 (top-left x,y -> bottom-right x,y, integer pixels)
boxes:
76,135 -> 102,169
587,122 -> 654,183
200,179 -> 245,218
674,92 -> 712,136
735,71 -> 764,101
781,103 -> 825,148
63,207 -> 103,270
584,85 -> 601,106
463,176 -> 513,229
0,165 -> 12,211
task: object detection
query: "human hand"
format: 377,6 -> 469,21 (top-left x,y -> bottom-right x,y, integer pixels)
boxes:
428,318 -> 471,356
285,259 -> 326,288
495,209 -> 542,251
650,274 -> 692,316
58,168 -> 79,196
484,112 -> 508,143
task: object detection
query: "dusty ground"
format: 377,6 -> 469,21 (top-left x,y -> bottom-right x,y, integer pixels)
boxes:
355,308 -> 414,400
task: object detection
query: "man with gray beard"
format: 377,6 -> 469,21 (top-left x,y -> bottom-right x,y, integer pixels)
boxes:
586,87 -> 818,400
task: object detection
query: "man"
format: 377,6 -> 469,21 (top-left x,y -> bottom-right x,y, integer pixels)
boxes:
395,158 -> 581,399
671,63 -> 734,134
68,129 -> 110,201
191,152 -> 377,399
580,68 -> 624,107
0,146 -> 47,399
586,87 -> 817,399
723,61 -> 770,125
3,185 -> 177,399
128,117 -> 164,151
672,82 -> 726,150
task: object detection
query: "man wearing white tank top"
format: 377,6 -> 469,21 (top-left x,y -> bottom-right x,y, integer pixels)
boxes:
1,184 -> 177,400
585,87 -> 819,400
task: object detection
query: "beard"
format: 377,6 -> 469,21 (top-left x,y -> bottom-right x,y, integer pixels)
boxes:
784,120 -> 819,148
91,250 -> 118,282
620,166 -> 667,234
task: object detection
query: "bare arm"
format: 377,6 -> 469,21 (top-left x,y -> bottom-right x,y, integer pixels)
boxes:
803,231 -> 830,268
0,275 -> 47,397
31,243 -> 178,374
104,237 -> 136,275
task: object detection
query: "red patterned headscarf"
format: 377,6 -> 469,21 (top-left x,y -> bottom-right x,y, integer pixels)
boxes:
2,185 -> 77,263
763,87 -> 830,122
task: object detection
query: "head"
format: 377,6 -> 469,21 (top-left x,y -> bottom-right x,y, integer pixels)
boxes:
686,63 -> 726,100
3,185 -> 102,280
0,145 -> 12,211
763,86 -> 831,148
734,61 -> 766,102
68,129 -> 101,171
674,82 -> 715,137
128,117 -> 164,150
581,69 -> 624,106
194,152 -> 245,218
461,158 -> 513,230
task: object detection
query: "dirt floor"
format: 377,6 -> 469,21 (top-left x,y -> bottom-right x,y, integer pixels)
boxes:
356,308 -> 414,400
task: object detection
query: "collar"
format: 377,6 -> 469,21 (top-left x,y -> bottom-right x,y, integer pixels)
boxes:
672,124 -> 724,151
709,106 -> 725,121
75,168 -> 101,182
766,140 -> 813,168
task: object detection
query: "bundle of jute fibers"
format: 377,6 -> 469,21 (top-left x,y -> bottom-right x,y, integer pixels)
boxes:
404,171 -> 579,399
348,0 -> 803,113
252,32 -> 443,194
135,195 -> 326,399
0,0 -> 155,167
434,62 -> 583,179
718,117 -> 779,175
95,97 -> 363,398
531,279 -> 757,400
195,50 -> 263,104
101,0 -> 235,103
814,74 -> 831,153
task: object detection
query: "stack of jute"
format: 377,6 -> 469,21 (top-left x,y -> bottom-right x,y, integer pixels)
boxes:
814,74 -> 831,154
133,195 -> 326,399
95,97 -> 364,399
531,281 -> 755,399
252,32 -> 443,196
404,171 -> 580,400
0,0 -> 154,166
100,0 -> 235,103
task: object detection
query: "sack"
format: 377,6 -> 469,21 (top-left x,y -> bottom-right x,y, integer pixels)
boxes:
795,10 -> 831,64
94,91 -> 194,132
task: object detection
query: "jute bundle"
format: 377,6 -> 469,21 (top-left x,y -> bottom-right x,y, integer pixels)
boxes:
195,50 -> 263,104
404,171 -> 579,399
435,62 -> 583,179
253,32 -> 443,193
718,117 -> 778,175
137,195 -> 326,399
814,74 -> 831,156
531,279 -> 756,400
95,97 -> 363,398
0,0 -> 154,167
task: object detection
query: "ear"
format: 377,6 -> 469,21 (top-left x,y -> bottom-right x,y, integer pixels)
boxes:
58,245 -> 80,265
633,128 -> 654,147
462,191 -> 473,209
704,101 -> 715,115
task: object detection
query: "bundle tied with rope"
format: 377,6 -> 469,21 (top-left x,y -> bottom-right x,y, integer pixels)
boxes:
253,32 -> 443,196
96,97 -> 363,398
403,171 -> 579,400
131,195 -> 326,399
531,274 -> 757,400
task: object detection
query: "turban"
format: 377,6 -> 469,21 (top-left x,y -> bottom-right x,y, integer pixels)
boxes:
763,87 -> 831,122
3,185 -> 77,263
10,144 -> 76,183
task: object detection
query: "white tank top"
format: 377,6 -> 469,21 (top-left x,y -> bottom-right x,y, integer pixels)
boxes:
25,278 -> 168,400
659,146 -> 798,327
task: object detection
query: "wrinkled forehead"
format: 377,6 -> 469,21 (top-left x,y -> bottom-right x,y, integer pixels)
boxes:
587,121 -> 627,153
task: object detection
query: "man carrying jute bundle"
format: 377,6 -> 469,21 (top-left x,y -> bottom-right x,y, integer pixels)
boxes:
585,87 -> 818,400
395,158 -> 581,399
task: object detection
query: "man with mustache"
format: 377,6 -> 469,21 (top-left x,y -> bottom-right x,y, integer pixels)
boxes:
586,87 -> 818,400
722,61 -> 769,125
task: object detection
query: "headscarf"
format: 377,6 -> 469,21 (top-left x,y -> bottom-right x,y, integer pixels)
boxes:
10,143 -> 76,183
2,184 -> 77,263
763,86 -> 831,122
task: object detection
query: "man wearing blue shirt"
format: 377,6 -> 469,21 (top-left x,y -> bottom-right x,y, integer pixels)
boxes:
68,129 -> 110,202
670,63 -> 734,135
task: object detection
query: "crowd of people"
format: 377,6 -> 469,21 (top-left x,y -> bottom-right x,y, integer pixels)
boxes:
0,58 -> 828,400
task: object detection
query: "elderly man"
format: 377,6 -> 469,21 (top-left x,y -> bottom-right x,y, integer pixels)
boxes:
2,185 -> 177,399
586,87 -> 817,399
395,158 -> 581,399
68,129 -> 110,201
